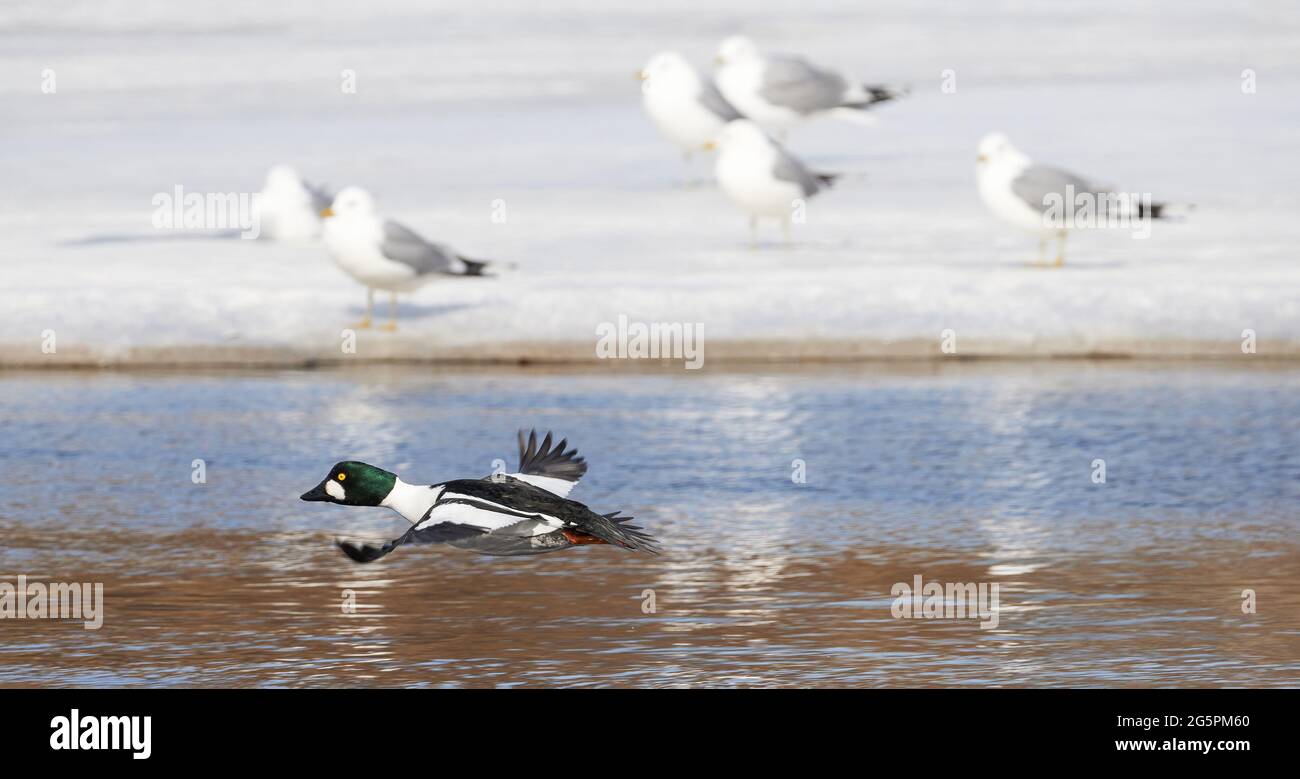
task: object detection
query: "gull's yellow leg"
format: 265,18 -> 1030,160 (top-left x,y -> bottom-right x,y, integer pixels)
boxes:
379,291 -> 398,332
352,288 -> 374,328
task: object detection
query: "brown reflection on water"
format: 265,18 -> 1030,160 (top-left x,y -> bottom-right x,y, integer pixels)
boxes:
2,525 -> 1296,687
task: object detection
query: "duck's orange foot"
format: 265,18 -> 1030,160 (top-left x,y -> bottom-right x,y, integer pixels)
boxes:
562,529 -> 608,546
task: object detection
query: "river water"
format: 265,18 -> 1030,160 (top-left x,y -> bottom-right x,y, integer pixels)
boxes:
0,362 -> 1296,687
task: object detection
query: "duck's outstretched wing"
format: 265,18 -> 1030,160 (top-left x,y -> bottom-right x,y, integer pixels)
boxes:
441,477 -> 660,555
336,521 -> 489,564
496,429 -> 588,498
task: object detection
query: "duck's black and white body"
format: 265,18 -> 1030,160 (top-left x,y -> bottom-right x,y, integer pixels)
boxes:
300,430 -> 659,561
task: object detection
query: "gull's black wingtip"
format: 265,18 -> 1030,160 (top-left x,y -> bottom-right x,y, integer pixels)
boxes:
461,258 -> 492,276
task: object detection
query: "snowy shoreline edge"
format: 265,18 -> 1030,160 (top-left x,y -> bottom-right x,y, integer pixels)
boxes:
2,337 -> 1293,369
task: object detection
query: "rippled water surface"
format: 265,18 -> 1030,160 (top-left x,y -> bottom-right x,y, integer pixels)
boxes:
1,363 -> 1297,687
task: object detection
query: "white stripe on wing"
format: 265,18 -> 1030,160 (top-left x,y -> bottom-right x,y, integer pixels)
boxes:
420,494 -> 564,534
506,473 -> 576,498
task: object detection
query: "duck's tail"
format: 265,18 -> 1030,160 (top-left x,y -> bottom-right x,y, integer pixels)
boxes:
575,511 -> 661,555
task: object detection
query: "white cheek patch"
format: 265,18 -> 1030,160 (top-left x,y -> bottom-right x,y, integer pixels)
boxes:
326,480 -> 347,500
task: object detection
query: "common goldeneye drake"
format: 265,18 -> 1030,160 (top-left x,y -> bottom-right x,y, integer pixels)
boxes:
300,430 -> 659,560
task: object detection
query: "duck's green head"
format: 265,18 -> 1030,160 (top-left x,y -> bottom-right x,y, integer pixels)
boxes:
300,461 -> 397,507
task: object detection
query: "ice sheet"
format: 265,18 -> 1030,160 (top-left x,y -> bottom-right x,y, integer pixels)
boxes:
3,0 -> 1298,363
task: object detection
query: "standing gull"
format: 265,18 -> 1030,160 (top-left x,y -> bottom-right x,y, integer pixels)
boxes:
638,51 -> 743,162
975,132 -> 1180,266
714,36 -> 905,133
709,119 -> 838,245
255,165 -> 333,243
319,187 -> 491,330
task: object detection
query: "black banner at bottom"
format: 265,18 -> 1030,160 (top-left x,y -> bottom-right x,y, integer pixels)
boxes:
0,688 -> 1288,766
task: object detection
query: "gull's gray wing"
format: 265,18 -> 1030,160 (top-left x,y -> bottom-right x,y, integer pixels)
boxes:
304,181 -> 333,212
380,220 -> 461,275
759,55 -> 850,114
1011,164 -> 1108,215
698,78 -> 743,121
772,146 -> 836,197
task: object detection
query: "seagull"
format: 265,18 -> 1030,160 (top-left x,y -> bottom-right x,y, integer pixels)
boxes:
638,51 -> 743,163
975,132 -> 1181,266
713,36 -> 905,133
319,187 -> 492,330
301,430 -> 660,560
255,165 -> 332,243
708,119 -> 838,245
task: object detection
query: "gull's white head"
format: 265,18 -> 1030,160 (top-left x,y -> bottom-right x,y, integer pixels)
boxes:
321,186 -> 375,220
716,36 -> 760,65
976,132 -> 1024,166
711,119 -> 771,151
264,165 -> 305,191
638,51 -> 696,87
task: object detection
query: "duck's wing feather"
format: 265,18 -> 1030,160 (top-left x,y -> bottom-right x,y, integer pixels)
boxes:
336,521 -> 489,564
442,478 -> 659,554
575,511 -> 661,555
496,429 -> 587,498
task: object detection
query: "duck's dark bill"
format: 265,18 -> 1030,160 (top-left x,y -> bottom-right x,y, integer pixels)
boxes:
300,483 -> 330,502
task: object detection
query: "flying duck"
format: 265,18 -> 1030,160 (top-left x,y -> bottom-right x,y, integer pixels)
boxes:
300,430 -> 660,560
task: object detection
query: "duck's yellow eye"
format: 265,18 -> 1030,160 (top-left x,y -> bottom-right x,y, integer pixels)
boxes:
337,473 -> 346,481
